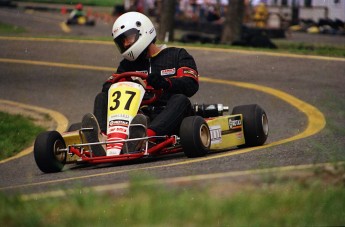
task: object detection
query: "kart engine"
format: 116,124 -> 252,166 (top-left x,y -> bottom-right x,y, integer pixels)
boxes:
193,104 -> 229,118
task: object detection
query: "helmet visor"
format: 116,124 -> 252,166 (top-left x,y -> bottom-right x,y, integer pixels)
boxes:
114,29 -> 140,53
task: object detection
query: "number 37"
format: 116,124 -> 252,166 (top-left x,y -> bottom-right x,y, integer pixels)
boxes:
109,90 -> 137,111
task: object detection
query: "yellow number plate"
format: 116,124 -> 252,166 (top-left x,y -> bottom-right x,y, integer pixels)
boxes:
107,82 -> 145,121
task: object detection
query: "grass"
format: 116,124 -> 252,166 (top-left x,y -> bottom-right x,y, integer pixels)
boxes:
0,22 -> 25,34
0,111 -> 45,160
272,40 -> 345,57
170,39 -> 345,58
1,169 -> 345,226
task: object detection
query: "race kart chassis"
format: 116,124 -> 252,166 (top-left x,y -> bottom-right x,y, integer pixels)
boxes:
34,72 -> 269,173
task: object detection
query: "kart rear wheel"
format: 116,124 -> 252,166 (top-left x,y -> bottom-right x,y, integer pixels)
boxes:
34,131 -> 66,173
180,116 -> 211,158
232,104 -> 268,147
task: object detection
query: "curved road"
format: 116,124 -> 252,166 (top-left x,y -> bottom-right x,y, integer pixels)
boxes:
0,7 -> 344,197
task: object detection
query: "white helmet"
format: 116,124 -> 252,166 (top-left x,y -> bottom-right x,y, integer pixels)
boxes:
112,12 -> 156,61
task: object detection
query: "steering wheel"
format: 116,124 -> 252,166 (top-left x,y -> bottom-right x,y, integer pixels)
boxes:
111,72 -> 162,105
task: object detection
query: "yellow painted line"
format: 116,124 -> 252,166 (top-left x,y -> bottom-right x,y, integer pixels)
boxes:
0,57 -> 328,145
0,99 -> 68,164
0,36 -> 344,62
21,182 -> 130,200
0,36 -> 113,45
22,161 -> 344,200
59,22 -> 71,33
0,168 -> 134,191
201,77 -> 326,144
183,45 -> 345,62
0,58 -> 115,72
0,39 -> 328,191
0,59 -> 326,190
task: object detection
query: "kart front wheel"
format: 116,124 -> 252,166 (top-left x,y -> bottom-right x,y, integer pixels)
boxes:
34,131 -> 66,173
180,116 -> 211,158
232,104 -> 268,147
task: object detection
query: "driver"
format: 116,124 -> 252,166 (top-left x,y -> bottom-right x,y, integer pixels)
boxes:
68,3 -> 85,21
82,12 -> 199,156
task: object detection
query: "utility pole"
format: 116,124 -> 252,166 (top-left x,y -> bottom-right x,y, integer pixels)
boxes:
291,0 -> 299,25
157,0 -> 177,42
221,0 -> 245,44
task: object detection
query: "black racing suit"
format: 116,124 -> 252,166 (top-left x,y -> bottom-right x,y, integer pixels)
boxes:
95,47 -> 199,136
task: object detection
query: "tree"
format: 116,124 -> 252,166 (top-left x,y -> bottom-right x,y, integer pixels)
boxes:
221,0 -> 245,44
157,0 -> 176,42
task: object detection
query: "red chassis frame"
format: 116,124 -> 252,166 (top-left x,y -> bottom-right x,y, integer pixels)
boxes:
67,136 -> 181,164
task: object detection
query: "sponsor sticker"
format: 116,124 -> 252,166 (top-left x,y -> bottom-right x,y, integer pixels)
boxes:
149,27 -> 155,34
236,132 -> 243,140
183,69 -> 198,78
109,120 -> 129,127
228,116 -> 242,129
108,125 -> 129,134
136,70 -> 148,75
224,116 -> 242,133
127,51 -> 134,60
209,125 -> 222,144
161,68 -> 176,76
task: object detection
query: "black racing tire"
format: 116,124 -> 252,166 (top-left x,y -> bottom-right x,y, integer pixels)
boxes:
232,104 -> 269,147
34,131 -> 66,173
179,116 -> 211,158
67,122 -> 82,132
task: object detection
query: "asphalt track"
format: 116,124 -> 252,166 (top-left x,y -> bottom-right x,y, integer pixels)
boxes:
0,6 -> 345,197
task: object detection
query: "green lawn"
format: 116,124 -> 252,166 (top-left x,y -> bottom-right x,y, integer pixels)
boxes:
1,169 -> 345,226
0,22 -> 25,34
0,112 -> 44,160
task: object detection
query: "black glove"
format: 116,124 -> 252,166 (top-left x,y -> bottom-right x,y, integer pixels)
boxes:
147,73 -> 171,90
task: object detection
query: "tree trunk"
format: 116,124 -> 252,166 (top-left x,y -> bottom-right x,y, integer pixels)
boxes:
221,0 -> 245,45
157,0 -> 176,42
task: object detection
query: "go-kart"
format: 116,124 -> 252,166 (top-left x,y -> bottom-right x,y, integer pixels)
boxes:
66,16 -> 95,26
34,72 -> 269,173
